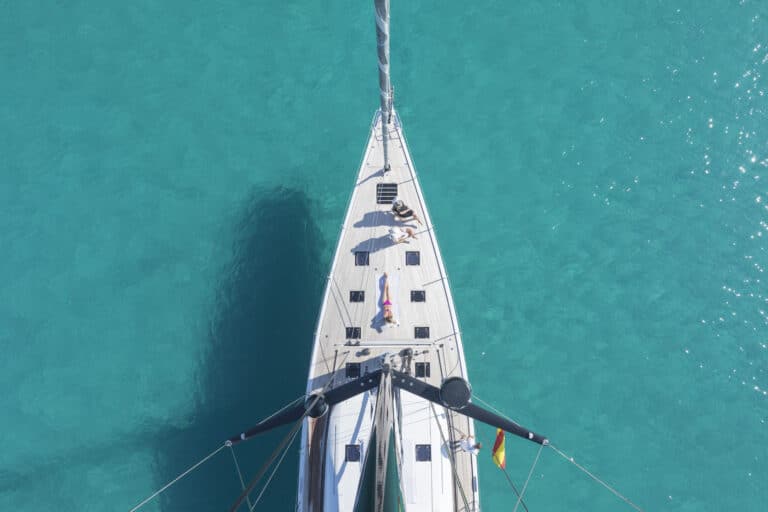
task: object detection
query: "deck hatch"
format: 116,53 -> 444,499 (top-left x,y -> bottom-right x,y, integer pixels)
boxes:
355,251 -> 370,266
346,327 -> 362,339
376,183 -> 398,204
414,327 -> 430,339
410,290 -> 426,302
345,444 -> 361,462
405,251 -> 420,266
346,363 -> 361,379
415,444 -> 431,462
350,290 -> 365,302
415,362 -> 431,378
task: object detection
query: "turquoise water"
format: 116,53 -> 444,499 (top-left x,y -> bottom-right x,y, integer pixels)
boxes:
1,1 -> 766,510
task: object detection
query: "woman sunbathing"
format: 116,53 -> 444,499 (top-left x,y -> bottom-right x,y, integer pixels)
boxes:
382,272 -> 396,324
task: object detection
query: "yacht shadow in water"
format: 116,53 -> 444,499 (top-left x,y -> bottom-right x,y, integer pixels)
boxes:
151,186 -> 326,512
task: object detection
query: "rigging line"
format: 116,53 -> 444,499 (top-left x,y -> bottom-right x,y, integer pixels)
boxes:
500,467 -> 529,512
229,360 -> 347,512
472,394 -> 523,426
549,444 -> 645,512
429,402 -> 472,512
129,443 -> 227,512
230,400 -> 314,512
228,442 -> 254,511
473,394 -> 645,512
512,442 -> 544,512
251,395 -> 305,427
249,423 -> 302,511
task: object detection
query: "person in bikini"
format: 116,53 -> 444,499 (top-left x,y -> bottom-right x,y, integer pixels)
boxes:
391,197 -> 423,225
382,272 -> 396,324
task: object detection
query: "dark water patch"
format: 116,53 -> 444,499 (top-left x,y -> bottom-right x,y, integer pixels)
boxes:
150,186 -> 326,511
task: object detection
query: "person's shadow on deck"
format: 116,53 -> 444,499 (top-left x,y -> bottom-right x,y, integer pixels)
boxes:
370,274 -> 386,333
353,211 -> 417,229
350,235 -> 393,254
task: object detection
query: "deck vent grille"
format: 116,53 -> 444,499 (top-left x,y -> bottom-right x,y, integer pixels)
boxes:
415,444 -> 432,462
355,251 -> 370,266
346,363 -> 361,379
345,444 -> 361,462
376,183 -> 398,204
346,327 -> 362,339
350,291 -> 365,302
415,362 -> 431,378
414,327 -> 430,339
405,251 -> 420,266
410,290 -> 426,302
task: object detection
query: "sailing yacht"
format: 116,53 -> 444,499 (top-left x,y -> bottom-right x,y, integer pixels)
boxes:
125,3 -> 649,511
227,2 -> 546,511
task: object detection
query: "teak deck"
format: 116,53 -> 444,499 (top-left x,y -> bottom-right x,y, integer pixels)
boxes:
297,112 -> 479,512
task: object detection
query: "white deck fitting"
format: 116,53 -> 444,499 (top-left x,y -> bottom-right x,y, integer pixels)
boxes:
298,111 -> 479,512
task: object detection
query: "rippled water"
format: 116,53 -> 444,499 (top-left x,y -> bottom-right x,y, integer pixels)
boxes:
1,1 -> 766,510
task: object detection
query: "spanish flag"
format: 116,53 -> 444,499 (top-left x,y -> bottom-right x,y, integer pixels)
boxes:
491,428 -> 506,469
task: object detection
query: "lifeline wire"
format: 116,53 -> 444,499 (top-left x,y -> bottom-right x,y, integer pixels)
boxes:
549,444 -> 645,512
248,422 -> 302,511
129,443 -> 227,512
429,402 -> 471,512
232,359 -> 349,512
473,393 -> 645,512
512,442 -> 544,512
229,442 -> 254,511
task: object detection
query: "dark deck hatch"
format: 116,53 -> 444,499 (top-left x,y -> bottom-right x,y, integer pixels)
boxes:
350,291 -> 365,302
346,363 -> 361,379
405,251 -> 420,266
414,327 -> 430,339
410,290 -> 426,302
376,183 -> 398,204
415,444 -> 431,462
355,251 -> 370,266
346,327 -> 361,339
415,362 -> 431,378
345,444 -> 361,462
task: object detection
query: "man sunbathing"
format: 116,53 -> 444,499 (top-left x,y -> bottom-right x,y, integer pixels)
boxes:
391,198 -> 423,225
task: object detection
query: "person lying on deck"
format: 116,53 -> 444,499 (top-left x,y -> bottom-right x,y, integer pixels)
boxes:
382,272 -> 396,324
391,198 -> 423,225
388,226 -> 417,244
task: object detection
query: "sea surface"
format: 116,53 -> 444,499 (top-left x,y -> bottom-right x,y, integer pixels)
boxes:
1,1 -> 766,510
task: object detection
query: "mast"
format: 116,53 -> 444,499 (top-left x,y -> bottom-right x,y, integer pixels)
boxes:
374,0 -> 392,172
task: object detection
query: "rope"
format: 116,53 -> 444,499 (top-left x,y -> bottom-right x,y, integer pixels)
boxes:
473,393 -> 645,512
549,444 -> 645,512
234,350 -> 350,511
473,394 -> 523,425
500,467 -> 529,512
248,419 -> 302,510
230,409 -> 309,511
228,442 -> 254,511
512,443 -> 543,512
129,443 -> 227,512
429,403 -> 472,512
